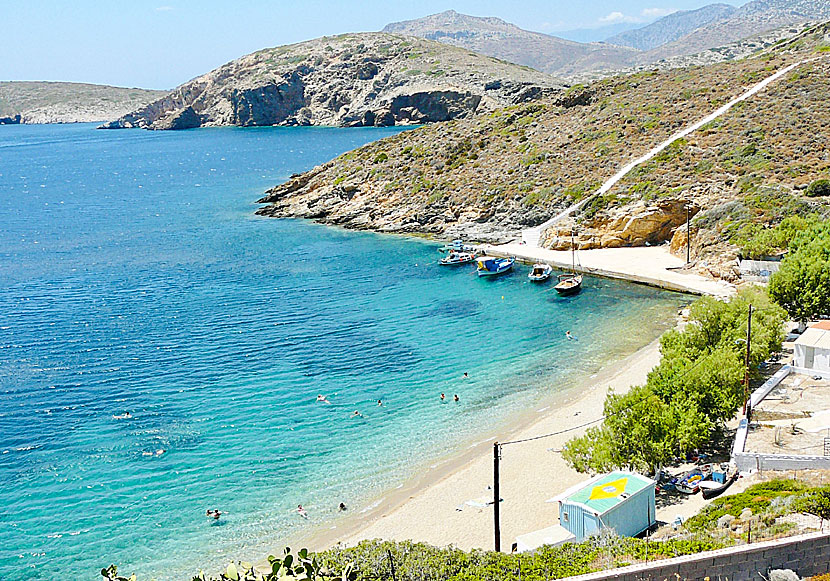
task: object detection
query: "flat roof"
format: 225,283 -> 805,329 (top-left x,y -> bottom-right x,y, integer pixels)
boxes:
563,471 -> 654,516
795,327 -> 830,350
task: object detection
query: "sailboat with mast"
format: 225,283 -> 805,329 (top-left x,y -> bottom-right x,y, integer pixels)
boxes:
554,231 -> 583,296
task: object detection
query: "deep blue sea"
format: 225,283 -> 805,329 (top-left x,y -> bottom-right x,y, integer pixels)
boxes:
0,123 -> 686,580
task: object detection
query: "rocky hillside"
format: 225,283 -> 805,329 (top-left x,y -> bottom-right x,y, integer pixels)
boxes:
605,4 -> 737,51
102,33 -> 562,130
383,5 -> 830,80
644,0 -> 830,62
257,22 -> 830,280
382,10 -> 639,78
0,82 -> 166,124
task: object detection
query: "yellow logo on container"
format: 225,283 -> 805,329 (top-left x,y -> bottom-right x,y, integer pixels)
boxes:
589,477 -> 628,500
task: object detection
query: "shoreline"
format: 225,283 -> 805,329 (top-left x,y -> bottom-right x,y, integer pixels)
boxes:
289,328 -> 672,553
483,243 -> 736,298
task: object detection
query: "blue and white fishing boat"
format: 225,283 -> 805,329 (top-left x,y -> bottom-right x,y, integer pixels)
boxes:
476,256 -> 514,277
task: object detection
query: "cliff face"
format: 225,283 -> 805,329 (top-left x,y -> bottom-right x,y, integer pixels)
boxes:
102,33 -> 562,130
0,82 -> 166,124
257,22 -> 830,276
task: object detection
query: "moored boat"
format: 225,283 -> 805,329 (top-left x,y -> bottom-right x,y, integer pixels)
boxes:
476,256 -> 514,277
554,231 -> 582,295
439,239 -> 476,253
700,473 -> 739,500
554,273 -> 582,295
676,469 -> 704,494
439,251 -> 477,266
528,263 -> 553,282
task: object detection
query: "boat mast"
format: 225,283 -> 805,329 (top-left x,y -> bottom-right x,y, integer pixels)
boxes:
570,230 -> 575,275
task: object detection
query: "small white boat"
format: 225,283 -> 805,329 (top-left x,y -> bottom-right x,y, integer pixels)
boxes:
528,263 -> 552,282
439,239 -> 476,253
439,251 -> 477,266
476,256 -> 515,277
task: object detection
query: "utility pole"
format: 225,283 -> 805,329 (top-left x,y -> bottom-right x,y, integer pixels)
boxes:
686,204 -> 691,265
493,442 -> 501,552
743,305 -> 753,415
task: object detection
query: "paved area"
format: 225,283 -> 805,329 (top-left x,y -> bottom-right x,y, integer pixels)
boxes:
481,243 -> 736,298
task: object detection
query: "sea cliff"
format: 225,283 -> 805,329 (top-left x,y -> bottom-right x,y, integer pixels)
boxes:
102,33 -> 562,130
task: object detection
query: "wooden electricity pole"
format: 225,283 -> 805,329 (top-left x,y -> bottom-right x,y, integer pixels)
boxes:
686,204 -> 691,265
493,442 -> 501,552
743,305 -> 753,415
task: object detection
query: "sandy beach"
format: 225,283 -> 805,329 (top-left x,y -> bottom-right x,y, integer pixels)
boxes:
302,334 -> 667,552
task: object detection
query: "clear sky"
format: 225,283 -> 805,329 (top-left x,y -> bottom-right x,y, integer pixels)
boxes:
1,0 -> 747,90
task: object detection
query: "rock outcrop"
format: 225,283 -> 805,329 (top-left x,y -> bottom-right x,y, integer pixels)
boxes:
102,33 -> 563,130
540,200 -> 696,250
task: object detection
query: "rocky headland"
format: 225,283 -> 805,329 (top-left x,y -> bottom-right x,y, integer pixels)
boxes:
0,82 -> 166,124
102,33 -> 563,130
257,22 -> 830,281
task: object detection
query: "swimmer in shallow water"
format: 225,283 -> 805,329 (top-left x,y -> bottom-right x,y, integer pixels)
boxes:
338,502 -> 347,511
351,410 -> 363,419
565,330 -> 575,341
453,394 -> 459,402
297,505 -> 308,519
316,394 -> 331,404
440,393 -> 446,402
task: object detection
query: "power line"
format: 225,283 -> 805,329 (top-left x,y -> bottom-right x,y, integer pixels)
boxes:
498,335 -> 750,448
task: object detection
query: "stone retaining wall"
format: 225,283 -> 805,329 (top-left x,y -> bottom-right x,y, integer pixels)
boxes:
564,532 -> 830,581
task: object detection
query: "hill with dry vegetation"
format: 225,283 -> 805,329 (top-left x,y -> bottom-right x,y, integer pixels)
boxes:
257,22 -> 830,280
102,33 -> 561,130
0,82 -> 166,124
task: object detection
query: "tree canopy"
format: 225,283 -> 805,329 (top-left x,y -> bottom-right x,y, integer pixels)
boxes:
768,221 -> 830,323
563,287 -> 785,474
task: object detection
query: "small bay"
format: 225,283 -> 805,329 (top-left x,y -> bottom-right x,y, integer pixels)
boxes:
0,123 -> 685,580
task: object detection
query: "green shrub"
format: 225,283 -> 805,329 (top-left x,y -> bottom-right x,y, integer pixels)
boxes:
806,178 -> 830,197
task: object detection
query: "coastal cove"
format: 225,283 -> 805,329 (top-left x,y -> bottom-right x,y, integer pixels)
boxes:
0,124 -> 686,580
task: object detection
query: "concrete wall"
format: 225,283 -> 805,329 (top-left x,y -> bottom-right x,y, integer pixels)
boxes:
564,531 -> 830,581
734,452 -> 830,472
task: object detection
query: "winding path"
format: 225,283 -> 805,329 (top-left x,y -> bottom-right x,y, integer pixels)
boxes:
521,58 -> 815,247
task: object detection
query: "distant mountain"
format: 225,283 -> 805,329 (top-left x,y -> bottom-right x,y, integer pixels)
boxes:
382,10 -> 640,77
605,4 -> 737,51
103,33 -> 562,130
382,5 -> 830,80
542,22 -> 644,44
645,0 -> 830,61
0,82 -> 166,124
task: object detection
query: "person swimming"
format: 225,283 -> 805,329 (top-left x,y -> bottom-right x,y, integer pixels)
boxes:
377,399 -> 383,406
338,502 -> 347,511
453,394 -> 459,402
351,410 -> 363,419
297,505 -> 309,519
316,394 -> 331,404
440,393 -> 446,402
206,509 -> 222,520
565,330 -> 575,340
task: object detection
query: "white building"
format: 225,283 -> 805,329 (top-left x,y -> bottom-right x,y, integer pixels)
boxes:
794,321 -> 830,375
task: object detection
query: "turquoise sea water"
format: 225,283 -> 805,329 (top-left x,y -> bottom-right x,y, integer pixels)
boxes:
0,123 -> 686,580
